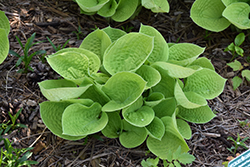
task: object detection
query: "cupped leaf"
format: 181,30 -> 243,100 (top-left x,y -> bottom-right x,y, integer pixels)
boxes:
139,24 -> 169,62
177,105 -> 216,123
102,26 -> 127,42
103,33 -> 154,75
119,120 -> 148,148
39,79 -> 92,101
75,0 -> 110,12
146,117 -> 165,140
168,43 -> 205,66
183,68 -> 226,99
188,57 -> 215,71
222,2 -> 250,29
190,0 -> 231,32
0,29 -> 9,64
40,101 -> 90,140
153,97 -> 177,118
102,72 -> 147,112
144,92 -> 165,107
0,11 -> 10,34
142,0 -> 170,13
98,0 -> 118,17
62,103 -> 108,136
136,65 -> 161,89
80,29 -> 112,61
102,112 -> 123,138
111,0 -> 139,22
176,119 -> 192,139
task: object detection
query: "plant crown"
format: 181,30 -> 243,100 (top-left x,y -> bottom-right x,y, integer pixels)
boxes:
39,25 -> 226,159
0,10 -> 10,64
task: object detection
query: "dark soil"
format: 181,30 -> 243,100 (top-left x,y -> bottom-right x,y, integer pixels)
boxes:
0,0 -> 250,166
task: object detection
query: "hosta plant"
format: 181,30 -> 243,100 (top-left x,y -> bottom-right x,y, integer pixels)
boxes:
73,0 -> 169,22
0,10 -> 10,64
190,0 -> 250,32
39,25 -> 226,160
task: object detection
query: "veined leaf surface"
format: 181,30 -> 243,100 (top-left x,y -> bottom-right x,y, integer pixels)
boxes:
153,97 -> 177,118
0,29 -> 9,64
75,0 -> 109,12
176,119 -> 192,139
146,117 -> 165,140
142,0 -> 170,13
0,11 -> 10,34
188,57 -> 215,71
102,26 -> 127,42
98,0 -> 118,17
221,0 -> 240,6
102,112 -> 123,138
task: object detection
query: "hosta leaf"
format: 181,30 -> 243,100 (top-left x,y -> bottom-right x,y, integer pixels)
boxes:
62,103 -> 108,136
75,0 -> 109,12
168,43 -> 205,66
102,26 -> 127,42
144,92 -> 165,107
190,0 -> 231,32
102,112 -> 122,138
242,69 -> 250,81
147,116 -> 189,159
98,0 -> 118,17
39,79 -> 92,101
221,0 -> 239,6
0,11 -> 10,34
111,0 -> 139,22
176,119 -> 192,139
232,76 -> 242,90
40,100 -> 91,140
102,72 -> 147,112
80,29 -> 112,61
142,0 -> 170,13
177,105 -> 216,123
103,33 -> 154,75
153,97 -> 177,118
119,120 -> 148,148
122,106 -> 155,127
188,57 -> 215,71
152,62 -> 197,78
139,24 -> 169,62
146,117 -> 165,140
0,29 -> 9,64
136,65 -> 161,89
183,68 -> 226,99
227,60 -> 243,71
222,2 -> 250,29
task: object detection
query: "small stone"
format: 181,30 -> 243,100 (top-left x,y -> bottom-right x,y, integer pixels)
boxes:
26,99 -> 37,107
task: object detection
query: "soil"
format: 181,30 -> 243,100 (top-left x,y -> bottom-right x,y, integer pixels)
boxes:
0,0 -> 250,166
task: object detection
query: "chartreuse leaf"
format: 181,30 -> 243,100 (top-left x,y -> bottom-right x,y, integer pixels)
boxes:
153,97 -> 177,118
183,68 -> 226,99
119,120 -> 148,148
98,0 -> 118,17
145,117 -> 165,140
136,65 -> 161,89
39,79 -> 92,101
147,116 -> 189,159
190,0 -> 231,32
102,112 -> 122,138
176,119 -> 191,139
142,0 -> 170,13
0,11 -> 10,34
102,72 -> 147,112
111,0 -> 139,22
75,0 -> 109,13
175,81 -> 207,109
232,76 -> 242,90
152,62 -> 197,78
40,100 -> 92,140
62,103 -> 108,136
168,43 -> 205,66
0,29 -> 9,64
139,24 -> 169,62
188,57 -> 215,71
177,105 -> 216,123
141,157 -> 159,167
80,29 -> 112,61
103,33 -> 154,75
227,60 -> 243,71
222,2 -> 250,29
242,69 -> 250,81
221,0 -> 239,6
102,26 -> 127,42
144,92 -> 165,107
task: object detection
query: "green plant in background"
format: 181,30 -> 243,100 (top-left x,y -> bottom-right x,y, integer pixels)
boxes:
72,26 -> 85,40
224,33 -> 245,60
238,119 -> 250,128
0,137 -> 38,167
227,60 -> 250,90
9,33 -> 46,73
46,36 -> 70,52
0,10 -> 10,64
227,133 -> 249,155
38,25 -> 226,163
73,0 -> 169,22
190,0 -> 250,32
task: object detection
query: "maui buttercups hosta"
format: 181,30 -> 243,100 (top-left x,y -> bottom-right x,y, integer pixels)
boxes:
39,24 -> 226,159
190,0 -> 250,32
0,10 -> 10,64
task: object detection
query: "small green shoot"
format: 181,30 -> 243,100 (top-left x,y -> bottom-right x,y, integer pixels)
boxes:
9,33 -> 46,73
121,25 -> 134,33
46,37 -> 70,52
72,26 -> 85,40
227,133 -> 249,155
238,119 -> 250,128
141,157 -> 159,167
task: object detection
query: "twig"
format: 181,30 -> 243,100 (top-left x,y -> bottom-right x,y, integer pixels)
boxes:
29,127 -> 47,148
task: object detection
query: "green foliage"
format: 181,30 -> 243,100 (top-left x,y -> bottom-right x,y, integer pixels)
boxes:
9,33 -> 46,73
224,33 -> 245,60
238,119 -> 250,128
141,157 -> 159,167
38,25 -> 226,161
72,26 -> 85,40
0,137 -> 38,167
227,133 -> 249,155
46,37 -> 70,52
74,0 -> 169,22
190,0 -> 250,32
0,10 -> 10,64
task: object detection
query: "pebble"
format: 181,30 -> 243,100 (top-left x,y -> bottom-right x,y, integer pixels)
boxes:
26,99 -> 37,107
